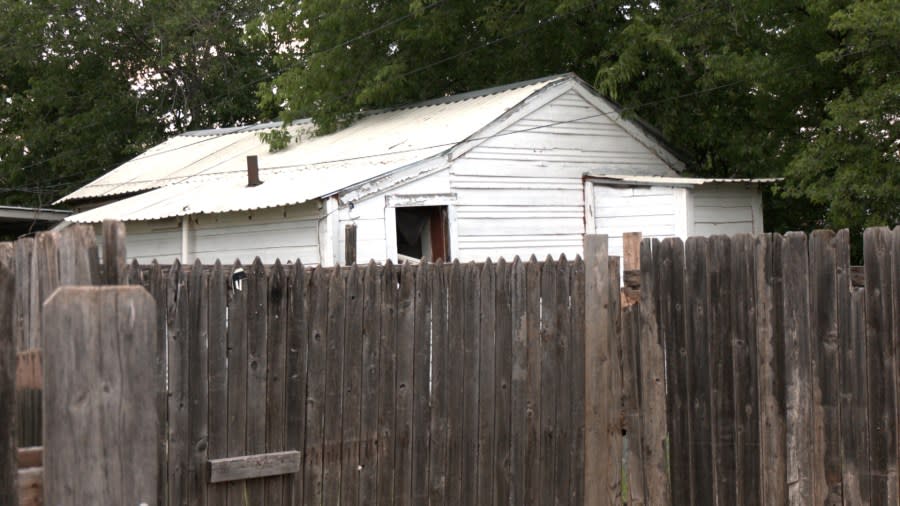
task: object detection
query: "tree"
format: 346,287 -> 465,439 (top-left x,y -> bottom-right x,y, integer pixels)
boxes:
0,0 -> 278,208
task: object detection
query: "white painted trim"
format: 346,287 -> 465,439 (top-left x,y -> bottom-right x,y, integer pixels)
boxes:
570,85 -> 686,173
751,189 -> 764,234
684,188 -> 695,238
181,216 -> 190,264
339,158 -> 450,204
583,180 -> 596,235
318,197 -> 339,267
386,193 -> 457,208
447,79 -> 574,161
384,205 -> 398,262
447,204 -> 460,261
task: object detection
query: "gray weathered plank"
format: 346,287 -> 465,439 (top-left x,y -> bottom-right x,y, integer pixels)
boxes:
43,286 -> 158,506
358,261 -> 381,505
709,235 -> 736,506
341,264 -> 364,506
445,260 -> 465,505
0,265 -> 15,506
428,260 -> 449,506
304,266 -> 328,506
58,224 -> 101,286
863,227 -> 897,505
394,263 -> 415,506
31,231 -> 59,348
570,255 -> 587,506
148,261 -> 168,505
554,256 -> 573,506
168,260 -> 190,506
323,265 -> 346,506
226,260 -> 249,506
207,261 -> 228,506
539,257 -> 558,506
285,261 -> 308,505
375,261 -> 397,506
188,261 -> 209,506
14,238 -> 33,350
246,258 -> 269,505
477,259 -> 497,506
461,262 -> 481,506
494,258 -> 512,506
509,258 -> 528,506
412,262 -> 432,505
266,260 -> 288,506
209,451 -> 302,483
101,220 -> 127,285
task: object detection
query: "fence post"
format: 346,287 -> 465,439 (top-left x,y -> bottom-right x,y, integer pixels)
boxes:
1,265 -> 15,506
584,234 -> 619,505
42,286 -> 159,506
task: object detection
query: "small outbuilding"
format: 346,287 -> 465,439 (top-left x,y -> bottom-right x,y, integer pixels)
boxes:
59,74 -> 773,265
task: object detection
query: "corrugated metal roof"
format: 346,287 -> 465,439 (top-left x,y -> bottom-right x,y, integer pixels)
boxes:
59,75 -> 567,206
587,174 -> 782,186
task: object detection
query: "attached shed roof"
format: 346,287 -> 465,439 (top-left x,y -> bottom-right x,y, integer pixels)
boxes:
587,174 -> 782,187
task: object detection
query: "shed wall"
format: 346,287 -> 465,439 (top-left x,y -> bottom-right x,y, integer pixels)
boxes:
690,184 -> 764,236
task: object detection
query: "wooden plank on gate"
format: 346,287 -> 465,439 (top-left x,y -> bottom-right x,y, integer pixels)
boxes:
445,260 -> 466,505
43,286 -> 158,505
808,230 -> 842,504
638,239 -> 671,504
168,260 -> 190,506
359,261 -> 381,505
101,220 -> 126,285
246,258 -> 269,505
709,236 -> 736,506
584,235 -> 611,506
863,227 -> 897,505
266,261 -> 288,506
285,261 -> 309,505
412,262 -> 432,504
429,260 -> 449,506
554,257 -> 572,506
375,261 -> 397,506
0,265 -> 14,506
394,263 -> 415,505
756,234 -> 787,505
477,260 -> 497,506
539,257 -> 558,506
570,255 -> 587,506
509,258 -> 527,506
14,238 -> 33,350
685,237 -> 713,506
148,261 -> 168,505
209,451 -> 302,483
58,225 -> 101,286
188,261 -> 209,506
31,232 -> 59,348
620,302 -> 646,504
837,230 -> 871,504
341,264 -> 363,506
0,242 -> 13,269
783,232 -> 813,505
461,262 -> 481,506
208,260 -> 228,506
494,259 -> 512,506
15,349 -> 41,390
227,260 -> 249,506
323,265 -> 346,506
304,267 -> 328,506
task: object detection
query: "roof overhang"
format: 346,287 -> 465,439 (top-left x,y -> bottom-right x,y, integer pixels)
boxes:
585,173 -> 782,188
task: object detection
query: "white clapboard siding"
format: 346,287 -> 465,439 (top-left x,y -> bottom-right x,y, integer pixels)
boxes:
691,184 -> 762,236
162,203 -> 320,264
124,219 -> 182,263
593,184 -> 679,259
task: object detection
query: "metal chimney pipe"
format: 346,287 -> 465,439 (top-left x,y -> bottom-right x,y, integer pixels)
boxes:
247,155 -> 261,187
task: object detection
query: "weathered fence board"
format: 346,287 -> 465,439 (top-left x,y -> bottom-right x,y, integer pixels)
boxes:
42,286 -> 158,506
1,266 -> 15,506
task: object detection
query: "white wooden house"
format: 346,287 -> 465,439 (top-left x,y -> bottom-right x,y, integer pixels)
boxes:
59,74 -> 774,265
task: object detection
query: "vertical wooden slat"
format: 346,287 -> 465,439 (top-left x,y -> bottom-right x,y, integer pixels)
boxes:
584,235 -> 612,506
43,287 -> 158,505
571,255 -> 586,506
208,261 -> 228,506
509,258 -> 527,506
168,260 -> 189,506
684,237 -> 712,506
494,258 -> 512,506
755,234 -> 787,505
226,260 -> 249,506
412,262 -> 432,505
659,238 -> 690,506
837,230 -> 871,504
523,256 -> 542,506
14,238 -> 32,350
286,261 -> 308,505
342,264 -> 364,506
808,231 -> 843,505
461,262 -> 481,506
58,224 -> 101,286
477,259 -> 497,506
376,261 -> 397,506
639,239 -> 670,504
863,227 -> 897,505
731,235 -> 760,506
620,301 -> 646,504
784,232 -> 813,505
101,220 -> 127,285
394,263 -> 416,506
358,261 -> 381,505
305,267 -> 329,506
429,260 -> 449,505
0,265 -> 15,506
323,266 -> 346,506
554,256 -> 572,506
539,257 -> 558,506
149,261 -> 168,505
266,260 -> 288,505
446,260 -> 465,505
188,260 -> 209,506
708,236 -> 735,506
31,231 -> 59,348
894,226 -> 900,505
246,258 -> 269,505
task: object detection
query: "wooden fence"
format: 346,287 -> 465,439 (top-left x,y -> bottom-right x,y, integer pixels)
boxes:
2,223 -> 899,505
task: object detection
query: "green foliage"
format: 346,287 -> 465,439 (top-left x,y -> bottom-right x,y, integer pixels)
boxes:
257,128 -> 293,152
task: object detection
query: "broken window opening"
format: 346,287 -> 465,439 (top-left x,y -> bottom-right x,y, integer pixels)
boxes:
395,205 -> 450,263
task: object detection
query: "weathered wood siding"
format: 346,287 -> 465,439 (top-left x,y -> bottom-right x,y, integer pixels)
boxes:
449,89 -> 677,262
690,184 -> 763,236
